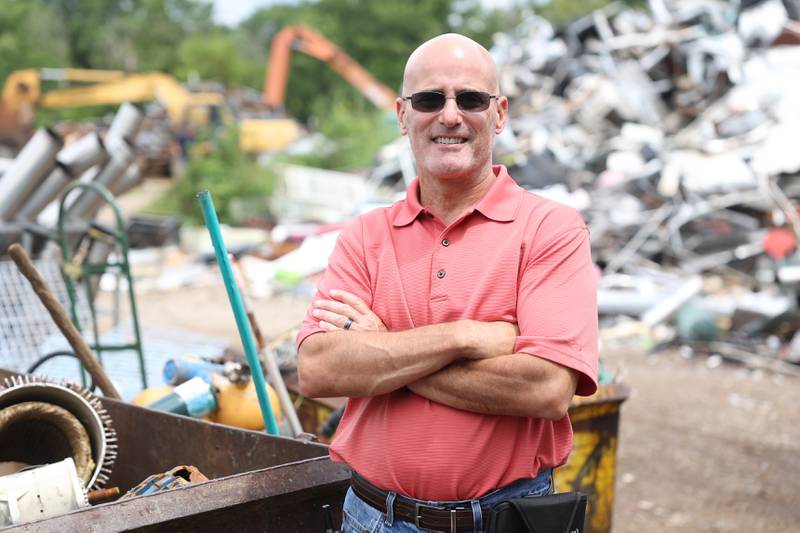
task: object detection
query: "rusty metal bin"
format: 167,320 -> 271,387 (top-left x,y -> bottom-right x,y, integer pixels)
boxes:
0,369 -> 350,532
555,383 -> 629,533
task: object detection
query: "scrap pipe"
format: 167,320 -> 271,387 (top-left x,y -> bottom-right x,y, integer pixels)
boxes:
16,132 -> 109,222
106,102 -> 145,144
111,164 -> 143,197
198,191 -> 280,435
59,131 -> 108,177
7,243 -> 122,399
0,128 -> 62,222
65,139 -> 134,222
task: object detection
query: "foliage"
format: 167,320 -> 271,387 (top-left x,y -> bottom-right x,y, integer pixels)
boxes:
0,1 -> 69,82
283,101 -> 399,172
151,125 -> 275,224
43,0 -> 215,72
176,31 -> 262,89
534,0 -> 647,25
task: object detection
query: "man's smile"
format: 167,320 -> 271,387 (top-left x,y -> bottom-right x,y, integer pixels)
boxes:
432,136 -> 467,145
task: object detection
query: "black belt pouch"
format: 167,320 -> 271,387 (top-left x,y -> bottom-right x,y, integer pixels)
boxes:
487,491 -> 587,533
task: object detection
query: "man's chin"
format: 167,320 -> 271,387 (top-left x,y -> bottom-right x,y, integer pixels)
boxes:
422,161 -> 481,181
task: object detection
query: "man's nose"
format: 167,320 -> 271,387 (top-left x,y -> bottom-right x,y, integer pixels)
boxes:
438,97 -> 462,127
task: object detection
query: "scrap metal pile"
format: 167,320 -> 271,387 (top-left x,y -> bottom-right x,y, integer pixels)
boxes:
491,0 -> 800,369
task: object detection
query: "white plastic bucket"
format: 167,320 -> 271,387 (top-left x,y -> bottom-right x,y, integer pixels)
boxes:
0,457 -> 88,526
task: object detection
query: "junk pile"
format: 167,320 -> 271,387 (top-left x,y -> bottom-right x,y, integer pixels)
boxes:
488,0 -> 800,370
0,102 -> 146,257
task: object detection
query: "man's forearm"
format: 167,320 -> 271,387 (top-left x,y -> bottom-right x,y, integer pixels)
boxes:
299,321 -> 473,398
407,354 -> 578,419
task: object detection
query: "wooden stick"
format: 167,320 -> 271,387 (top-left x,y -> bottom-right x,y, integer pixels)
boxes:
7,244 -> 122,399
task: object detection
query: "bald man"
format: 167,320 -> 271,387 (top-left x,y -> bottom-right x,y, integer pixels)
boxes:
297,34 -> 598,532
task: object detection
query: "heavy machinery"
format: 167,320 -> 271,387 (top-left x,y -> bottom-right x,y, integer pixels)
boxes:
262,25 -> 397,112
0,69 -> 125,152
1,28 -> 396,158
0,68 -> 300,157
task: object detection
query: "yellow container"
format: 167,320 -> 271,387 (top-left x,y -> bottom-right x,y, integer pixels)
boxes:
555,383 -> 629,533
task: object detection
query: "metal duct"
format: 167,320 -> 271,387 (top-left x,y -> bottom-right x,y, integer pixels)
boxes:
111,163 -> 143,197
60,131 -> 108,177
0,129 -> 62,223
63,138 -> 134,222
15,133 -> 109,223
106,102 -> 145,144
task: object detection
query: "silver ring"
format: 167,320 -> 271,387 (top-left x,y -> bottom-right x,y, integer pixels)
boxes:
343,318 -> 353,330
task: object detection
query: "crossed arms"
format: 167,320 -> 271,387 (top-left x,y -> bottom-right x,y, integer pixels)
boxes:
297,290 -> 579,420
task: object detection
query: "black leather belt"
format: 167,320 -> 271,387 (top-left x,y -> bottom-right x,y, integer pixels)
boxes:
350,472 -> 487,532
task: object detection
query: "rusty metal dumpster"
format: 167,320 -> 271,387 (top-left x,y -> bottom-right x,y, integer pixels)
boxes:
0,368 -> 350,532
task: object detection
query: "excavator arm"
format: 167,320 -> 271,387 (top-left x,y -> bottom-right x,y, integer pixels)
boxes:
263,25 -> 397,112
0,68 -> 127,149
0,69 -> 226,152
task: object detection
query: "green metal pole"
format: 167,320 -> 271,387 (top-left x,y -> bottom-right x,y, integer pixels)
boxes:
198,191 -> 280,435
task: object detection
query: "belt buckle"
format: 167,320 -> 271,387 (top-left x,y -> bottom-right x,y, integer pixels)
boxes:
414,502 -> 447,529
415,503 -> 465,532
414,503 -> 424,529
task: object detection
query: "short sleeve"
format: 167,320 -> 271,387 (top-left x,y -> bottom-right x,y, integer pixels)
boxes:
296,217 -> 372,349
515,211 -> 599,396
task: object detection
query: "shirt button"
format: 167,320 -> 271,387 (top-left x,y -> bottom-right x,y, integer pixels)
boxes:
441,238 -> 450,247
436,269 -> 446,279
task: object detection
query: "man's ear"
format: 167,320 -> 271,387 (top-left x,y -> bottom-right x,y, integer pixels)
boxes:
396,98 -> 408,136
495,96 -> 508,134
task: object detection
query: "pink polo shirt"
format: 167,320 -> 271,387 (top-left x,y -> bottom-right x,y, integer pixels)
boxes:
297,165 -> 598,501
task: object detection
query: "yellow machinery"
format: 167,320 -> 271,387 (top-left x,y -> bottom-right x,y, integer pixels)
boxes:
0,68 -> 300,154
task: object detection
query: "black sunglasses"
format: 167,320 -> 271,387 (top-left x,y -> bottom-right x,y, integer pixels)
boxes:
402,91 -> 498,113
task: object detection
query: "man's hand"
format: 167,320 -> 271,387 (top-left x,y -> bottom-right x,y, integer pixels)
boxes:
312,289 -> 388,332
313,289 -> 516,360
299,292 -> 518,398
463,321 -> 519,359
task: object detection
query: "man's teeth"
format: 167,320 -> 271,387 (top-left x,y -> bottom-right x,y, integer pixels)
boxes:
434,137 -> 465,144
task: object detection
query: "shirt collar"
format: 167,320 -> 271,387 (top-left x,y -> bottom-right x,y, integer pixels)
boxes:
392,165 -> 522,227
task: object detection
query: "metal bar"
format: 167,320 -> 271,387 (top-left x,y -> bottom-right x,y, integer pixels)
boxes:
57,181 -> 148,389
198,191 -> 280,435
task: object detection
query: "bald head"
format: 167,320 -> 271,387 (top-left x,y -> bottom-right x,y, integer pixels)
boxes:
402,33 -> 499,95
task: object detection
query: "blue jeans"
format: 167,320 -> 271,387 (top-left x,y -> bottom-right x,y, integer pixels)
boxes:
341,468 -> 554,533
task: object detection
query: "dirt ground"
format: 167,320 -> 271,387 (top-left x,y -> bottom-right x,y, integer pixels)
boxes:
604,345 -> 800,533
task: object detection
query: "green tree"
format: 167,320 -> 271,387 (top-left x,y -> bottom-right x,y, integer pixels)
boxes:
152,125 -> 276,224
44,0 -> 215,72
533,0 -> 647,25
176,32 -> 259,88
0,0 -> 69,82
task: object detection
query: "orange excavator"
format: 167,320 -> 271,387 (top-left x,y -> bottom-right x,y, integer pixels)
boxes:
262,25 -> 397,112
